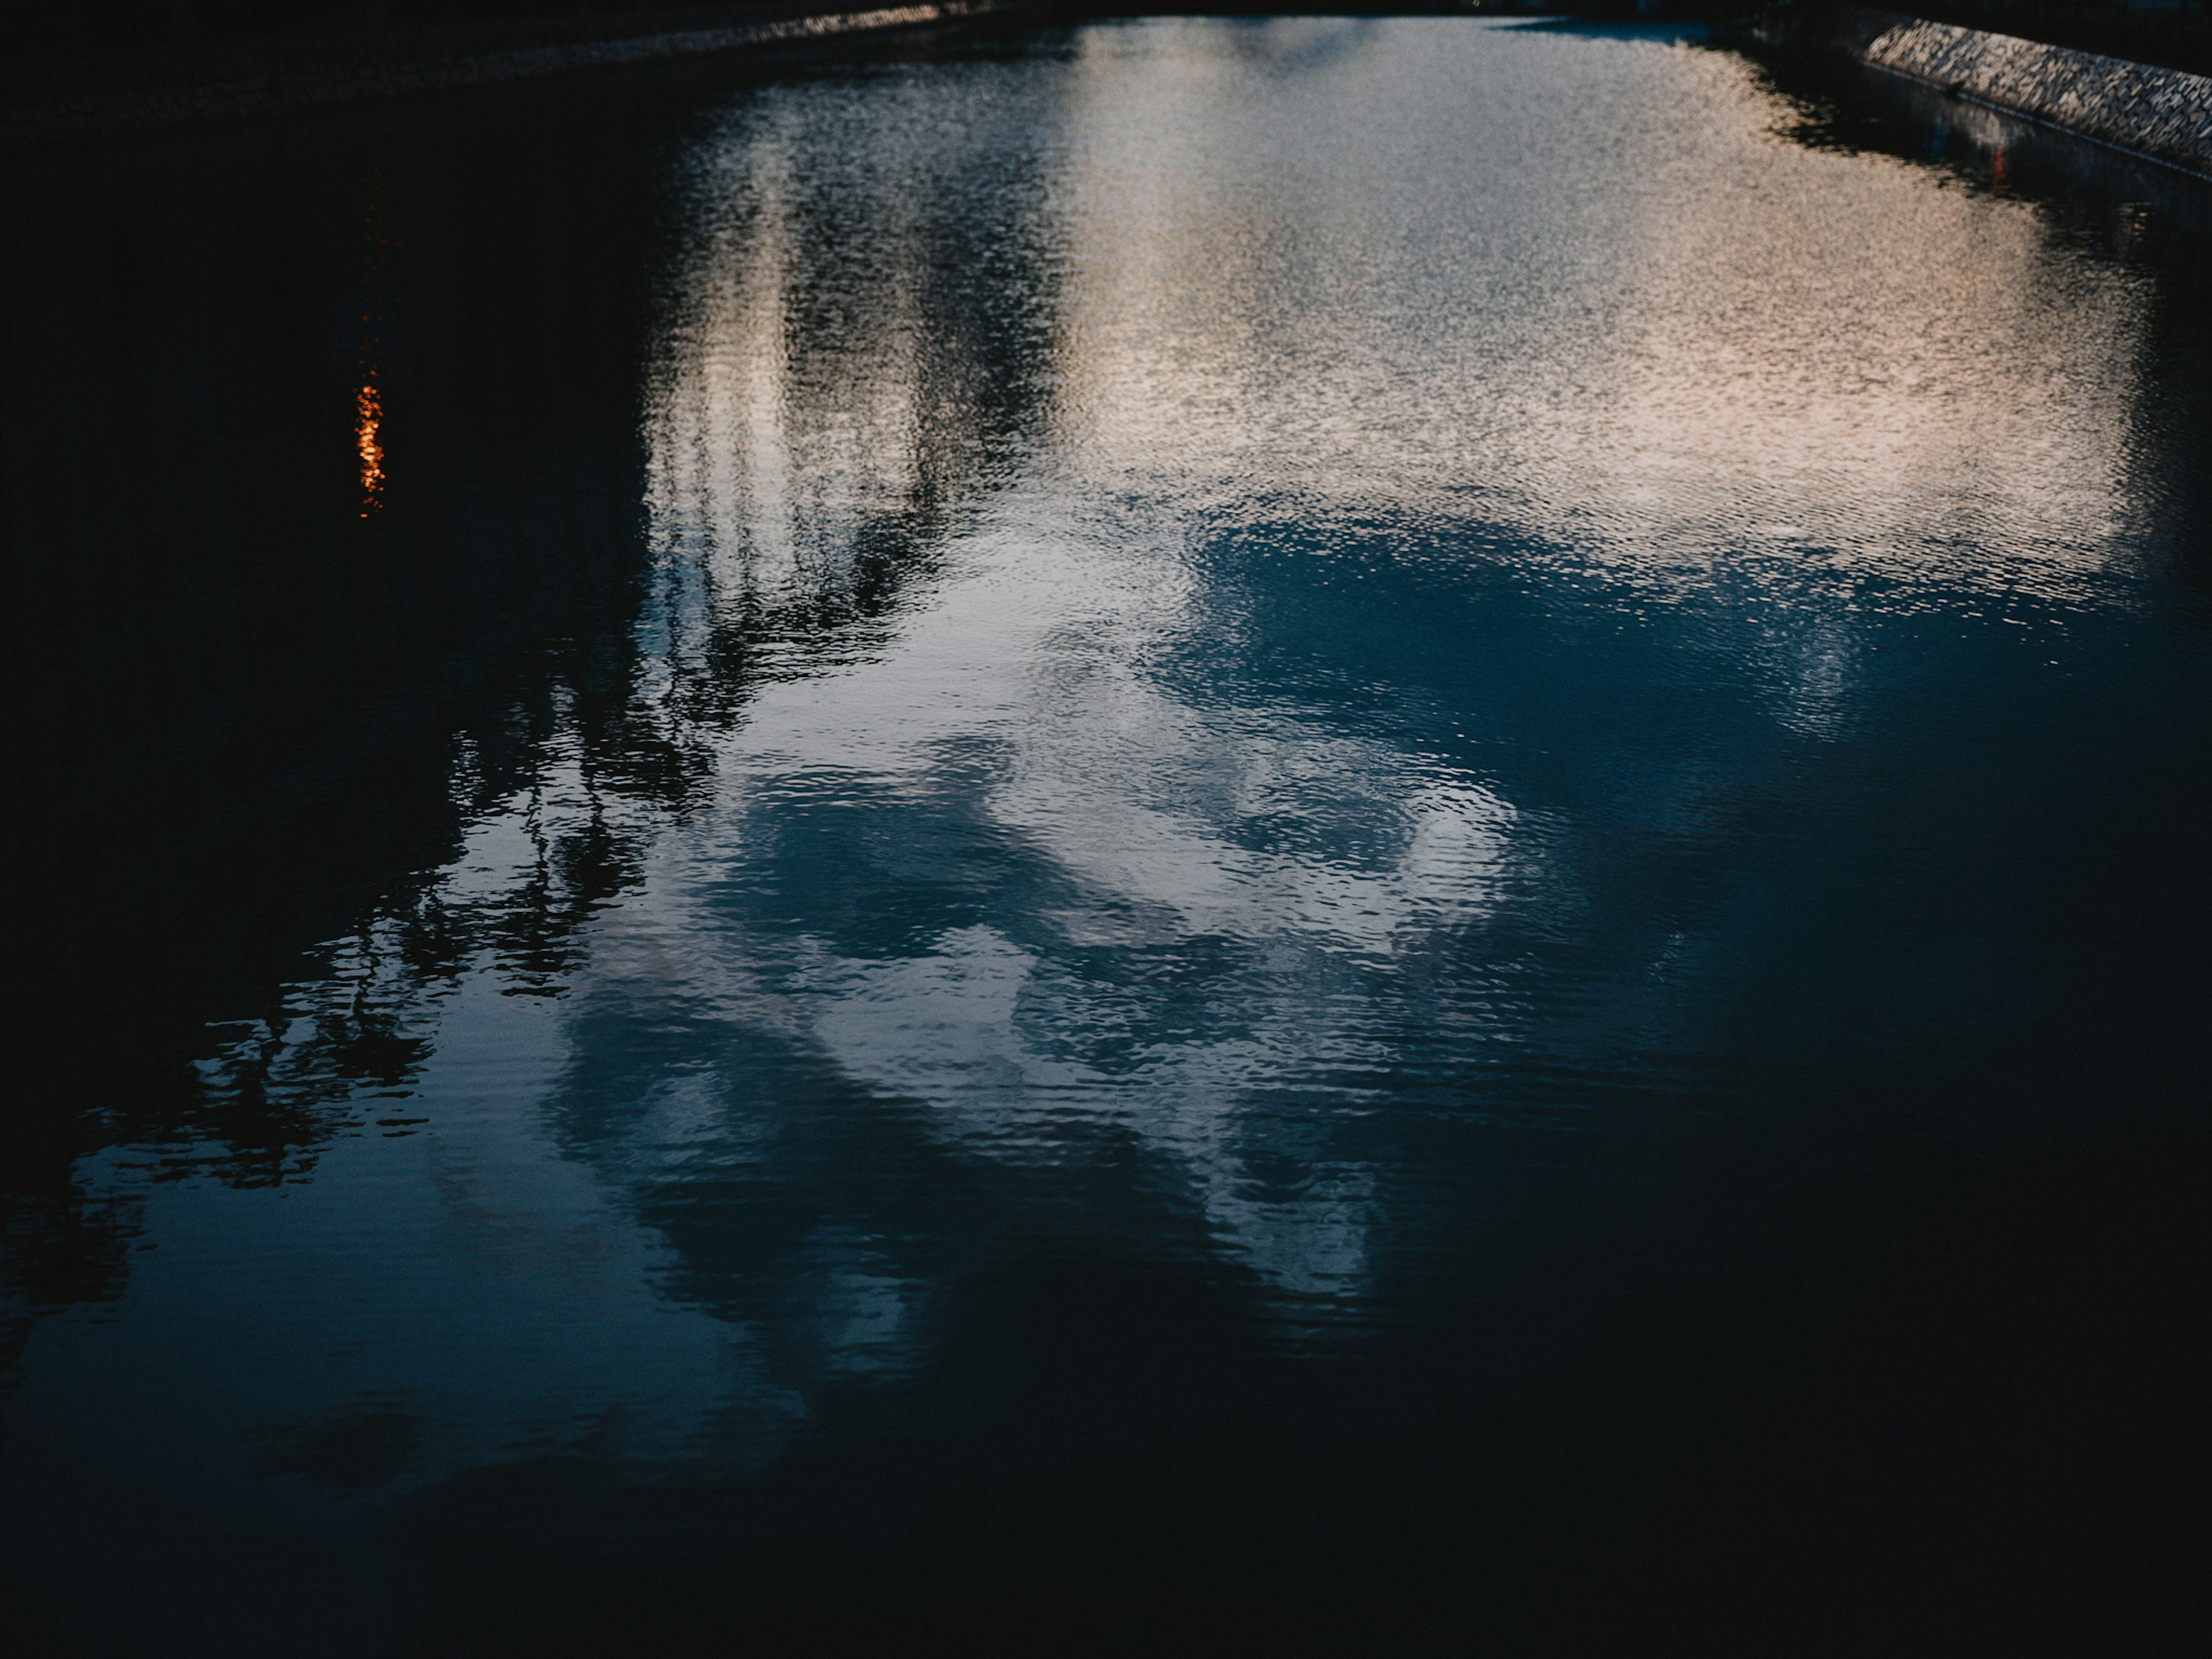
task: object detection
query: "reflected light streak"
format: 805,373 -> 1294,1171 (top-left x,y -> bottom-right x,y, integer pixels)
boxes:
357,169 -> 392,521
357,374 -> 384,516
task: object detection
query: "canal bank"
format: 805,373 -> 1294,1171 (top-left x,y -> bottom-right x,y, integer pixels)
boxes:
1751,2 -> 2212,181
0,0 -> 1035,154
1,1 -> 1491,156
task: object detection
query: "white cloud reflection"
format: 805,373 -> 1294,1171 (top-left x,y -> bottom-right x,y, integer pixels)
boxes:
598,18 -> 2161,1336
115,20 -> 2172,1454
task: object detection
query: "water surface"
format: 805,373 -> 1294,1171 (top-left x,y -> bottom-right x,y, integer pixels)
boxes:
4,18 -> 2209,1653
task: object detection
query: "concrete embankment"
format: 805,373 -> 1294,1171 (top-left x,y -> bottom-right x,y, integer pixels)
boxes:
1,0 -> 1029,154
1753,3 -> 2212,180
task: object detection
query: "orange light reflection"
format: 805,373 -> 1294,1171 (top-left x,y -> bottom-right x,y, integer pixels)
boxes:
357,377 -> 384,516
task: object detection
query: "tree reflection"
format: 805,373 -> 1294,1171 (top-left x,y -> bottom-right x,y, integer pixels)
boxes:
0,47 -> 1065,1375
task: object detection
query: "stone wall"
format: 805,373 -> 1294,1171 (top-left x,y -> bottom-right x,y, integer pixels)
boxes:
1,0 -> 1021,153
1758,3 -> 2212,179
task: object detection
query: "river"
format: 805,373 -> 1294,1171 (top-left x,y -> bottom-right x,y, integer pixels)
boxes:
3,17 -> 2208,1654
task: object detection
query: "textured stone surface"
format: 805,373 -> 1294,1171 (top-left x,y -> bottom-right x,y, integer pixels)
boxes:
1766,3 -> 2212,178
2,1 -> 1013,151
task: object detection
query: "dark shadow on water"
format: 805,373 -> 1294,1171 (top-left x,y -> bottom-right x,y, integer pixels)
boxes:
366,1128 -> 2209,1654
247,1401 -> 426,1492
1750,39 -> 2212,286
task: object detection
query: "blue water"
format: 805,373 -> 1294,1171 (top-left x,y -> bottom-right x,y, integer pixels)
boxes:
4,18 -> 2210,1653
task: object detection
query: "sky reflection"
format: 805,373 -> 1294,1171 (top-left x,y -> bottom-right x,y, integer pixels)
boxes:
5,18 -> 2209,1656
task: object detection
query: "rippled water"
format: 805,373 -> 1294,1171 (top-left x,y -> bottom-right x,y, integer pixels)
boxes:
5,18 -> 2210,1654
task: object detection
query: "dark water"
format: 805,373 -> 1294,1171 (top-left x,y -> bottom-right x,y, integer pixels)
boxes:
5,18 -> 2210,1654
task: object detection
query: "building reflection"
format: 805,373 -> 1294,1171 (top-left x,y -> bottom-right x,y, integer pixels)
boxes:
635,79 -> 1060,722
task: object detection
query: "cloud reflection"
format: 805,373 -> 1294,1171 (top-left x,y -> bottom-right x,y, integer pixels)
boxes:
24,17 -> 2177,1508
188,18 -> 2167,1385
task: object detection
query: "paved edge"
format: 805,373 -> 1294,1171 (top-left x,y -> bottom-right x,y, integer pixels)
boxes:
1751,3 -> 2212,181
2,1 -> 1025,153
